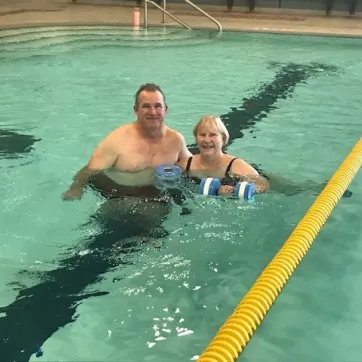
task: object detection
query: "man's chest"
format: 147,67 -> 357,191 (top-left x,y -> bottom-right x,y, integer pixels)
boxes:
114,141 -> 179,171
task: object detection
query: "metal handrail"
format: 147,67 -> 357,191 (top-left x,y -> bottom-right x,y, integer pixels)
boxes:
184,0 -> 222,32
143,0 -> 222,33
144,0 -> 191,29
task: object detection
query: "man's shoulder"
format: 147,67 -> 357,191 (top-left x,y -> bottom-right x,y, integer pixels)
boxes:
97,124 -> 134,149
165,126 -> 185,142
108,123 -> 134,137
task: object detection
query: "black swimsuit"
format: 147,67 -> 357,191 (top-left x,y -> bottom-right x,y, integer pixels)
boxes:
184,157 -> 240,185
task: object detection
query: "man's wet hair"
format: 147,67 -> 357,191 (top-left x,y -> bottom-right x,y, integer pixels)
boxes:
134,83 -> 167,110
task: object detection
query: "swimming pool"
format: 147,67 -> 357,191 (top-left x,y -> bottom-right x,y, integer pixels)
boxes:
0,25 -> 361,362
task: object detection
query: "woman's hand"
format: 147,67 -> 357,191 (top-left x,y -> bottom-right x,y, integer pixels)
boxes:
218,185 -> 235,195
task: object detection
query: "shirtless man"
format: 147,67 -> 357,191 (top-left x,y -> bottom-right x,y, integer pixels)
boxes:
62,83 -> 192,203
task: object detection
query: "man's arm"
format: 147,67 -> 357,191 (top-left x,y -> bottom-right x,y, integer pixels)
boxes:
177,133 -> 192,162
63,136 -> 118,200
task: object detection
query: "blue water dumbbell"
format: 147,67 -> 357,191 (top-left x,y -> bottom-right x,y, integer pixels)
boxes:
198,178 -> 222,196
233,181 -> 256,201
155,165 -> 182,189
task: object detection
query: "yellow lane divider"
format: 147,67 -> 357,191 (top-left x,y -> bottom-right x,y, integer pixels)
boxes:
198,137 -> 362,362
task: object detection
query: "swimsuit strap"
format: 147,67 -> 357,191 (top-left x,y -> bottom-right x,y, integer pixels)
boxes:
185,157 -> 193,176
225,157 -> 238,177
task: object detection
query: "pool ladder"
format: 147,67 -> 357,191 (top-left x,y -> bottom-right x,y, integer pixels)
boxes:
143,0 -> 222,32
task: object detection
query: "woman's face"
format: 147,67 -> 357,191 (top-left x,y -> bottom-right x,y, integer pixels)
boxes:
196,126 -> 224,157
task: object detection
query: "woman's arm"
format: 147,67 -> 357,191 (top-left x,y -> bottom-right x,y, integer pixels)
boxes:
230,159 -> 270,193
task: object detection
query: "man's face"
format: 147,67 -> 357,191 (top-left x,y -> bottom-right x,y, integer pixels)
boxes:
134,90 -> 167,133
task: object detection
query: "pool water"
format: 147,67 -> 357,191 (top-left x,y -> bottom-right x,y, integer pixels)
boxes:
0,26 -> 361,362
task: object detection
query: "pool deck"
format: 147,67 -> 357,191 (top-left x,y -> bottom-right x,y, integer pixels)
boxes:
1,0 -> 362,37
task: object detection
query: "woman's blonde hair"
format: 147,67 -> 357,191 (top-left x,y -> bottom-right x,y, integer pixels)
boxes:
193,115 -> 230,145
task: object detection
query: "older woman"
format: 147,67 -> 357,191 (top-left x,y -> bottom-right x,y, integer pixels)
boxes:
177,115 -> 269,195
176,115 -> 353,199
